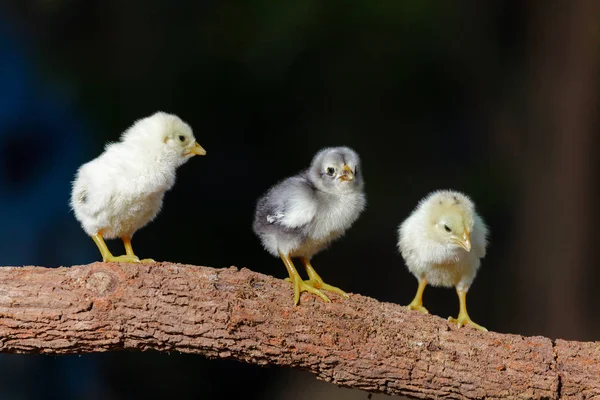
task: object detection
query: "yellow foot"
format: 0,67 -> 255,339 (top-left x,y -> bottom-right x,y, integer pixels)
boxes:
121,236 -> 155,263
285,277 -> 348,299
285,276 -> 331,305
307,279 -> 349,299
406,278 -> 428,314
448,313 -> 487,331
407,301 -> 429,314
103,254 -> 140,263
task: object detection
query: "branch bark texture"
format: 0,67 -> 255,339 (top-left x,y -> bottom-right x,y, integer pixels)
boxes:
0,262 -> 597,399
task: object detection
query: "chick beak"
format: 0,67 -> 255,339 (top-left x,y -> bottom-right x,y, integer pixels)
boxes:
455,230 -> 472,252
339,164 -> 354,181
188,141 -> 206,156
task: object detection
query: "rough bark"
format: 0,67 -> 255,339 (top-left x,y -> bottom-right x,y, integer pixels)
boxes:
0,262 -> 597,399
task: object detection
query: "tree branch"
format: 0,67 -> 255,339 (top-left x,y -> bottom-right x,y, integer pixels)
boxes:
0,263 -> 597,399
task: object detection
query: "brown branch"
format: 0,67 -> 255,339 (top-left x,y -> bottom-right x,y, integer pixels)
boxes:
0,263 -> 597,399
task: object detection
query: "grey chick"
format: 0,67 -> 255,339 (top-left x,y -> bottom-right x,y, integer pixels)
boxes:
253,146 -> 366,305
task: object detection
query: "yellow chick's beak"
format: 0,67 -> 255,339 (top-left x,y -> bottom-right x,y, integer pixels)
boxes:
339,164 -> 354,181
188,141 -> 206,156
453,230 -> 472,252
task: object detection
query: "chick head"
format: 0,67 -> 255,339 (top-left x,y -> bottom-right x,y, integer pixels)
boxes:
423,190 -> 475,252
308,146 -> 363,194
121,111 -> 206,167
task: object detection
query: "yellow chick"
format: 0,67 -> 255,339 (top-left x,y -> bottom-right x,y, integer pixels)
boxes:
71,112 -> 205,263
397,190 -> 489,331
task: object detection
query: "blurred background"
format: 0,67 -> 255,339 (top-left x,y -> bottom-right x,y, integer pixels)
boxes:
0,1 -> 599,399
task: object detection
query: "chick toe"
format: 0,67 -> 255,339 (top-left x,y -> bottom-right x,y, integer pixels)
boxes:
406,278 -> 429,314
306,279 -> 349,298
284,276 -> 344,300
122,237 -> 155,263
104,254 -> 141,263
92,234 -> 140,263
290,275 -> 331,305
448,314 -> 487,332
301,257 -> 349,298
448,288 -> 487,331
407,302 -> 429,314
279,252 -> 331,305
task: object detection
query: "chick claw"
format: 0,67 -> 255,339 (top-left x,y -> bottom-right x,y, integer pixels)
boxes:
103,254 -> 141,263
307,279 -> 349,299
300,257 -> 349,299
285,276 -> 331,305
448,313 -> 488,332
93,234 -> 142,263
448,288 -> 487,331
122,237 -> 155,263
407,301 -> 429,314
284,277 -> 348,300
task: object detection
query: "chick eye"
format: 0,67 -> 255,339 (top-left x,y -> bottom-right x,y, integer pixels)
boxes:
443,224 -> 452,233
326,167 -> 335,176
178,135 -> 186,142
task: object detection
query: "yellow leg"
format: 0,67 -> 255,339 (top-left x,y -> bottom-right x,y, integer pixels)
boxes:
300,257 -> 349,299
448,288 -> 487,331
92,234 -> 140,263
122,236 -> 155,263
122,236 -> 135,256
279,251 -> 330,305
407,278 -> 429,314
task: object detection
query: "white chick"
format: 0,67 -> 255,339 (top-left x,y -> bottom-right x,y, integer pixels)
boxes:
398,190 -> 488,331
253,146 -> 366,305
70,111 -> 206,263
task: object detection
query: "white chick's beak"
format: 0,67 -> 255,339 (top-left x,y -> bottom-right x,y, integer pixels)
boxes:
187,141 -> 206,156
339,164 -> 354,181
453,230 -> 472,252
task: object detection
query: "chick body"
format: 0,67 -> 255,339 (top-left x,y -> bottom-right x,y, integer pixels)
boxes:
253,146 -> 366,305
398,190 -> 488,330
254,175 -> 364,258
71,111 -> 205,262
72,142 -> 175,239
399,190 -> 487,291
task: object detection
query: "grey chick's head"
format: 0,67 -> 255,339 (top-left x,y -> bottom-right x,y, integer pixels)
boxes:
121,111 -> 206,167
422,190 -> 476,252
307,146 -> 364,195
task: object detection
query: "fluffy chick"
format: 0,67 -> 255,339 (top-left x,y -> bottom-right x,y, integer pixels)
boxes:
253,147 -> 366,305
71,111 -> 206,263
398,190 -> 488,331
